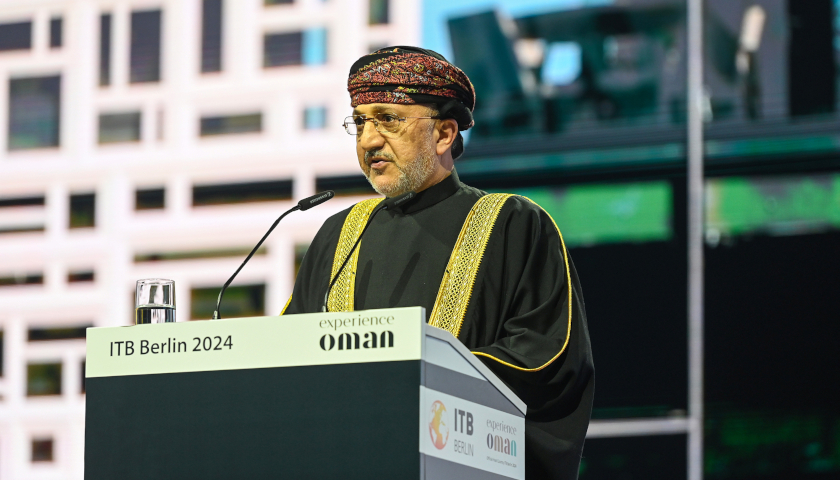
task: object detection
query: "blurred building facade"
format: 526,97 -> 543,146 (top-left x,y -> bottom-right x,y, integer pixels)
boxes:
1,0 -> 839,478
0,0 -> 414,478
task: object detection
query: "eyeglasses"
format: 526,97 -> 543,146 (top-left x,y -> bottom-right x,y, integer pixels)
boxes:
343,113 -> 440,136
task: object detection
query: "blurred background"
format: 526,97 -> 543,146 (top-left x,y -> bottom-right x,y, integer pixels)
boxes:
0,0 -> 838,478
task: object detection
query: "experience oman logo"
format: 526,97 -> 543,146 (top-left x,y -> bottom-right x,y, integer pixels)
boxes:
428,400 -> 450,450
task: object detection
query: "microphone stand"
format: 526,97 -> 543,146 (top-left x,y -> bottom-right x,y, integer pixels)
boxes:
322,191 -> 415,312
213,191 -> 334,320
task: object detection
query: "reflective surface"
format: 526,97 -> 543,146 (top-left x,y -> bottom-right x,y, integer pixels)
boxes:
135,278 -> 176,324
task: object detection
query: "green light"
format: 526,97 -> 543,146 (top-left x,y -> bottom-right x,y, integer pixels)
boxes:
494,181 -> 672,247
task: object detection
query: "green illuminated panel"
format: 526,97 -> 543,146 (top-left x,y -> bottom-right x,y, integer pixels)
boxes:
499,182 -> 673,247
706,174 -> 840,237
705,408 -> 840,478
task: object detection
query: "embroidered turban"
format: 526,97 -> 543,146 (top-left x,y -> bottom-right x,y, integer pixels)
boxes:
348,46 -> 476,131
348,46 -> 476,159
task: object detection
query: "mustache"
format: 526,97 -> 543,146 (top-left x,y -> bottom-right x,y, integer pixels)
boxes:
364,150 -> 396,165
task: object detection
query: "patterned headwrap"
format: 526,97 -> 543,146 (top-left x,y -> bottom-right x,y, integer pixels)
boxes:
348,46 -> 476,131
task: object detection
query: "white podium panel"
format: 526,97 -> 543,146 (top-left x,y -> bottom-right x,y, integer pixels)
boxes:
86,307 -> 525,480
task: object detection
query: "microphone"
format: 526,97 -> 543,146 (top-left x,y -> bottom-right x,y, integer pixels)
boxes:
322,191 -> 415,312
212,190 -> 335,320
298,190 -> 335,211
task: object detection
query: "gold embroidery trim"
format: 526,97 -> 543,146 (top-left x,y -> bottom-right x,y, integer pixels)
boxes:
327,198 -> 383,312
471,196 -> 573,372
428,194 -> 513,338
279,294 -> 292,315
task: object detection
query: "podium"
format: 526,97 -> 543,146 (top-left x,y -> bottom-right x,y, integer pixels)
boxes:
85,307 -> 526,479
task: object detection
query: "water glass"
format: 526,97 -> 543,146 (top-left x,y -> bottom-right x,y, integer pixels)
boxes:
135,278 -> 176,324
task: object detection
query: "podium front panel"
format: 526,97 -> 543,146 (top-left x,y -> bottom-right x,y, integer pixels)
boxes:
85,307 -> 526,479
86,360 -> 422,479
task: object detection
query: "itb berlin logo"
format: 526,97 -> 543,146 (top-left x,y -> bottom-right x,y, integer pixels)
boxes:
428,401 -> 449,449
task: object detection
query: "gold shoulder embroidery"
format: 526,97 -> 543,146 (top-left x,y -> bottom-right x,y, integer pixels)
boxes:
428,193 -> 514,337
279,294 -> 292,315
327,198 -> 383,312
471,195 -> 574,372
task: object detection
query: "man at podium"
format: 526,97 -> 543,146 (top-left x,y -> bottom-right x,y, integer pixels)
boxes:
283,46 -> 594,479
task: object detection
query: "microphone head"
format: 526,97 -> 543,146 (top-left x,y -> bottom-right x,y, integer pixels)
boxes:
382,191 -> 416,210
298,190 -> 335,211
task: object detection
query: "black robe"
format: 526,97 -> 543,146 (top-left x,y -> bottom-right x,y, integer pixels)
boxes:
285,170 -> 594,479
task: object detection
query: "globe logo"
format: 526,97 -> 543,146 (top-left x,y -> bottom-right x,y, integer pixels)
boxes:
428,400 -> 449,450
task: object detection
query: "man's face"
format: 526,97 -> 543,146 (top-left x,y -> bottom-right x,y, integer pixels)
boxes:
353,103 -> 439,197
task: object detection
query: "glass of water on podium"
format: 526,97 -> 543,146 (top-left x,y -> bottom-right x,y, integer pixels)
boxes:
135,279 -> 176,324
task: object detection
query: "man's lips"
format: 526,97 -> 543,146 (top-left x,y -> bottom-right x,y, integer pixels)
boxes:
368,158 -> 390,169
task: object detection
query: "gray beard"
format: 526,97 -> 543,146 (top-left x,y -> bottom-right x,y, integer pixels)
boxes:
365,131 -> 437,197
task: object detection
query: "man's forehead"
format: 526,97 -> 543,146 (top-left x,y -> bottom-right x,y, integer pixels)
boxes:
352,103 -> 427,115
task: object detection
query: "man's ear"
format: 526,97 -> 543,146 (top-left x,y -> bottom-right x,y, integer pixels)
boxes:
436,118 -> 459,156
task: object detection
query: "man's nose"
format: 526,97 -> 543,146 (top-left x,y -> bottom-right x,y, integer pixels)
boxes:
357,120 -> 385,150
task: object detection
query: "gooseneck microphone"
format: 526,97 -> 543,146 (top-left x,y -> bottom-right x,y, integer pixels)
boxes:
212,190 -> 335,320
322,191 -> 415,312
